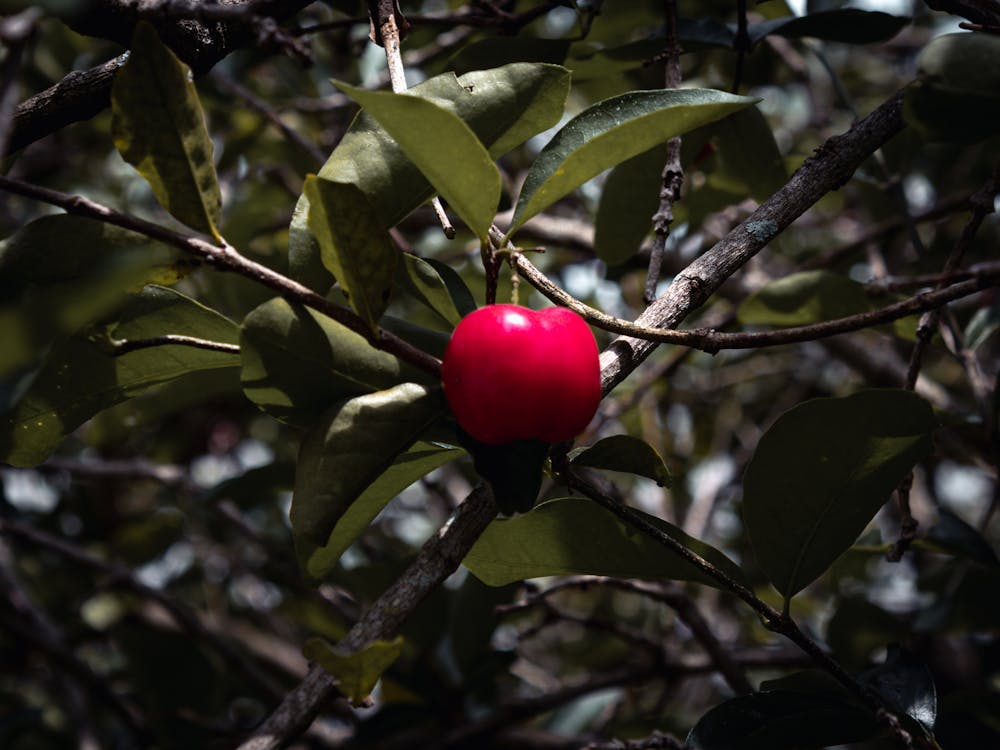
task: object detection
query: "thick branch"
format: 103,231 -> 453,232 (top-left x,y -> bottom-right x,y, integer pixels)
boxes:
7,0 -> 314,155
235,484 -> 498,750
598,91 -> 907,393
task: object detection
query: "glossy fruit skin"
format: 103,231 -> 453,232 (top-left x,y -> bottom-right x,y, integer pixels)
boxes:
441,304 -> 601,445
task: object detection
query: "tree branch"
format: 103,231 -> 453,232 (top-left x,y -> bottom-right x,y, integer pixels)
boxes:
597,90 -> 907,394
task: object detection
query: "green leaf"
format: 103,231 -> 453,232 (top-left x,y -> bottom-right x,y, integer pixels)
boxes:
747,9 -> 909,46
593,144 -> 664,266
743,390 -> 936,603
111,22 -> 223,241
509,88 -> 757,234
0,286 -> 240,467
571,435 -> 672,487
705,106 -> 787,203
738,270 -> 917,340
335,82 -> 501,239
687,687 -> 878,750
291,383 -> 446,549
464,497 -> 746,589
239,298 -> 431,427
0,214 -> 179,378
303,636 -> 404,704
299,442 -> 463,580
904,32 -> 1000,143
860,646 -> 937,734
304,177 -> 398,330
289,63 -> 570,290
395,253 -> 477,329
924,508 -> 999,567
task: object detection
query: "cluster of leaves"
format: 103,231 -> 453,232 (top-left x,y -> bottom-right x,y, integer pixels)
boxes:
1,1 -> 999,749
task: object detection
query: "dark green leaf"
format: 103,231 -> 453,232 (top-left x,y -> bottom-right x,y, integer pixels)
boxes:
0,286 -> 240,467
111,22 -> 223,241
687,687 -> 878,750
462,434 -> 549,516
706,106 -> 786,202
335,82 -> 500,239
395,253 -> 476,329
904,32 -> 1000,143
860,645 -> 937,733
571,435 -> 672,487
240,298 -> 430,427
303,636 -> 404,704
304,177 -> 398,329
289,63 -> 570,290
0,214 -> 179,377
924,508 -> 999,567
509,89 -> 757,234
299,442 -> 463,580
593,144 -> 664,266
291,383 -> 446,548
826,597 -> 906,670
743,390 -> 936,603
464,497 -> 746,589
748,9 -> 909,46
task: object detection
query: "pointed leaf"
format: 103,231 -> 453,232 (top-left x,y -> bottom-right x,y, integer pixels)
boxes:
291,383 -> 446,549
747,9 -> 909,46
396,253 -> 477,329
303,636 -> 404,704
924,508 -> 1000,567
1,286 -> 239,467
304,177 -> 398,329
335,82 -> 501,238
743,390 -> 936,602
289,63 -> 569,290
239,298 -> 432,427
509,88 -> 757,234
300,442 -> 463,580
464,497 -> 746,589
111,22 -> 223,241
593,144 -> 664,266
687,690 -> 878,750
571,435 -> 672,487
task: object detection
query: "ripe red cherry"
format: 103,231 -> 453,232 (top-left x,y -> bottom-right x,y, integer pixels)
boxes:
441,304 -> 602,446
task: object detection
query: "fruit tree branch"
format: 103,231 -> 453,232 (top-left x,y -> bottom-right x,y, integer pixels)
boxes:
597,90 -> 908,394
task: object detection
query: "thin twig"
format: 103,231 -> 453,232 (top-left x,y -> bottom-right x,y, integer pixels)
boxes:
644,0 -> 684,304
512,250 -> 1000,357
109,334 -> 241,355
888,164 -> 1000,561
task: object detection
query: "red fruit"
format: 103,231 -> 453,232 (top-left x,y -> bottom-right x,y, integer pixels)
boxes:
441,304 -> 602,445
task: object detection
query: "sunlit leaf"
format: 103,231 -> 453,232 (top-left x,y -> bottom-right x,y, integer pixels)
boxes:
464,497 -> 746,588
304,177 -> 398,330
303,636 -> 404,704
509,88 -> 757,234
289,63 -> 570,291
335,82 -> 501,239
111,22 -> 223,241
743,390 -> 936,604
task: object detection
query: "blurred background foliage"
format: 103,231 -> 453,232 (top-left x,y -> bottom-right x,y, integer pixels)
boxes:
1,1 -> 999,748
